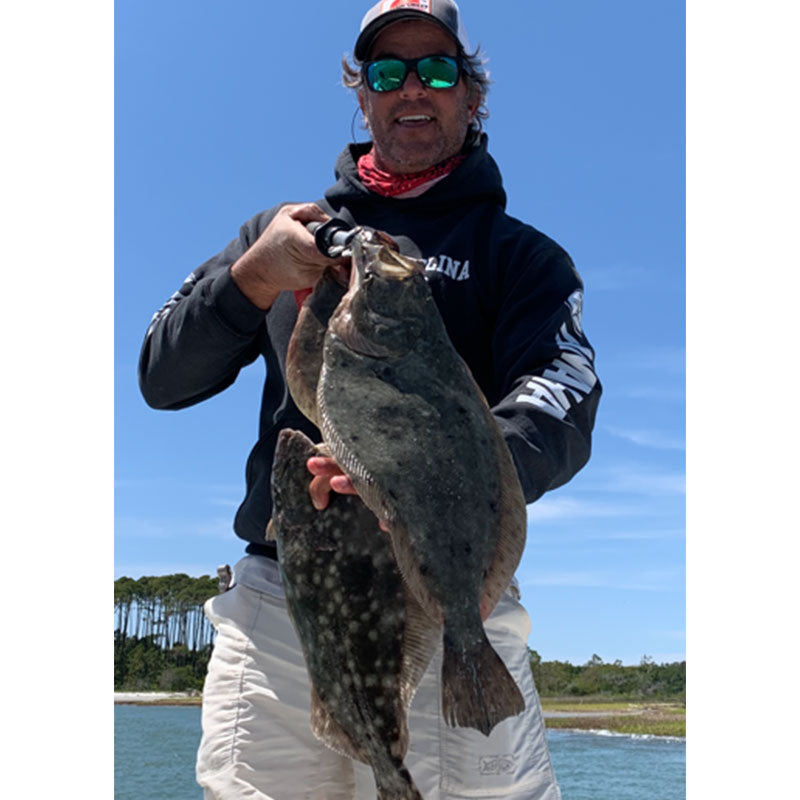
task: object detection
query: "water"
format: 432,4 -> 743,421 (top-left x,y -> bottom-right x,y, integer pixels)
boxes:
114,706 -> 686,799
548,729 -> 685,800
115,705 -> 203,800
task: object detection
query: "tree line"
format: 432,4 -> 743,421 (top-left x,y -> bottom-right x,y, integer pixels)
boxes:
114,575 -> 685,698
529,651 -> 685,699
115,573 -> 219,691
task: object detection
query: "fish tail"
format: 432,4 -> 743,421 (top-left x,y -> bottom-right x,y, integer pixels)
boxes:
441,627 -> 525,736
375,763 -> 424,800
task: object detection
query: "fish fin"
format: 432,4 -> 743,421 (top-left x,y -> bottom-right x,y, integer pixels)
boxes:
375,765 -> 424,800
479,419 -> 527,618
440,626 -> 525,737
386,522 -> 443,625
286,270 -> 346,425
398,588 -> 441,716
317,375 -> 394,521
309,683 -> 368,764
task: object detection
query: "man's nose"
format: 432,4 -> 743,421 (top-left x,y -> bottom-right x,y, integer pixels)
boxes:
399,69 -> 428,98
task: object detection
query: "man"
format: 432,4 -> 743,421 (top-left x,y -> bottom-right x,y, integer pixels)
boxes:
138,1 -> 601,798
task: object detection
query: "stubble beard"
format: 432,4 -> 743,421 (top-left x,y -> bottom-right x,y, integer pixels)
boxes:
365,100 -> 472,174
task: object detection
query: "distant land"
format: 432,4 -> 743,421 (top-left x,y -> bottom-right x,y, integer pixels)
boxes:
115,573 -> 685,736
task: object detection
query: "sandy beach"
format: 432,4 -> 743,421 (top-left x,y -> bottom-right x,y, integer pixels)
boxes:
115,691 -> 201,704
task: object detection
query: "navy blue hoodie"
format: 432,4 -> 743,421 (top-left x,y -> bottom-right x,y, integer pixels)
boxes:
138,135 -> 601,556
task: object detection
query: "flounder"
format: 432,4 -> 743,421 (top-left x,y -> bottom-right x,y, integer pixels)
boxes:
316,229 -> 528,736
268,428 -> 439,799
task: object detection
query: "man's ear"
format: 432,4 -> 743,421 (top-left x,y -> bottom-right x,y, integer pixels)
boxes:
467,88 -> 479,121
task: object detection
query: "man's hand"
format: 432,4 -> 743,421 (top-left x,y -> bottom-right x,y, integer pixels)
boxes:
306,455 -> 389,532
230,203 -> 348,310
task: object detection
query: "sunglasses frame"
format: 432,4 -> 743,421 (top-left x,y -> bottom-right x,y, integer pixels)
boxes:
362,54 -> 463,93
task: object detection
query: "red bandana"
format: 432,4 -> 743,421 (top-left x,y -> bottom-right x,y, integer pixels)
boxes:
357,149 -> 465,197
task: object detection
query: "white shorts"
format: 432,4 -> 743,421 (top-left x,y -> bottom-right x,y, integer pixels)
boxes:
196,555 -> 561,800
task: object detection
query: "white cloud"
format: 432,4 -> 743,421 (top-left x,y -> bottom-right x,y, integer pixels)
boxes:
604,345 -> 686,375
520,567 -> 683,592
588,527 -> 685,541
115,515 -> 233,540
606,425 -> 685,450
209,496 -> 242,509
608,468 -> 686,496
530,526 -> 685,544
620,384 -> 685,403
527,496 -> 644,522
583,463 -> 686,496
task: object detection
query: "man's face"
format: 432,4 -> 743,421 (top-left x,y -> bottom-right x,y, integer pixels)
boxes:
358,20 -> 478,174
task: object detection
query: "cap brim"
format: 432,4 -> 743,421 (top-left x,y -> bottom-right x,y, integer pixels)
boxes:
354,10 -> 460,62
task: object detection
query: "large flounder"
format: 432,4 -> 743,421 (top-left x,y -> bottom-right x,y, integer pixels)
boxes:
268,428 -> 439,800
316,229 -> 528,736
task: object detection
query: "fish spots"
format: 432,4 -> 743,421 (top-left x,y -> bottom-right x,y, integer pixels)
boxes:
270,426 -> 437,797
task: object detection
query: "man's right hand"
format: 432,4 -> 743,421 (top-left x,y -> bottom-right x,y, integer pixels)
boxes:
230,202 -> 349,310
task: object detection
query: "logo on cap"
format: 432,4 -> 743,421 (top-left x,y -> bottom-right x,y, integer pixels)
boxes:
380,0 -> 431,13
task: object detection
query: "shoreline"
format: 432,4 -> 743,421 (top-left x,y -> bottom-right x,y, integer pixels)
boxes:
115,692 -> 202,705
112,692 -> 653,715
114,693 -> 685,737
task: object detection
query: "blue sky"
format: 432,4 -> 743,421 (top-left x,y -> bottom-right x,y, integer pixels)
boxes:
114,0 -> 685,666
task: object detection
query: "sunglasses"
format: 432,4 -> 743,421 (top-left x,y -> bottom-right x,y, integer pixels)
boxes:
362,55 -> 462,93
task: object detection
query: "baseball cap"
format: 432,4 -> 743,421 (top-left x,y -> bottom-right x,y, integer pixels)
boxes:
354,0 -> 471,63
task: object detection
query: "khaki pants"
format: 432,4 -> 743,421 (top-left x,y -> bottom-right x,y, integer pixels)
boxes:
196,555 -> 561,800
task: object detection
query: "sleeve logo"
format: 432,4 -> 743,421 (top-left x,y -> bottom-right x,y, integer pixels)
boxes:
515,290 -> 598,419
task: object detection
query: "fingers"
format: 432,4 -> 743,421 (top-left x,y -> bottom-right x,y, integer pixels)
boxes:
307,456 -> 356,510
306,456 -> 387,536
287,202 -> 330,225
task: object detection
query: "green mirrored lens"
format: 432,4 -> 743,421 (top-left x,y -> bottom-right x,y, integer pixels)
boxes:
367,59 -> 407,92
364,56 -> 460,92
417,56 -> 459,88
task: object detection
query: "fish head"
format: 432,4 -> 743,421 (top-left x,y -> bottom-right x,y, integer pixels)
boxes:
330,229 -> 429,357
270,430 -> 336,550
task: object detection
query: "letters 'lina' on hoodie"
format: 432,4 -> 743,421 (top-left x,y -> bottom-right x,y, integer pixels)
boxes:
138,135 -> 602,554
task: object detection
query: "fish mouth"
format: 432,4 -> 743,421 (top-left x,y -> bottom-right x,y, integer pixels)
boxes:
367,247 -> 423,280
351,230 -> 424,288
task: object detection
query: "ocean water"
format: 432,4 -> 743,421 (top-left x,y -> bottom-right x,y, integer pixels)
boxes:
547,729 -> 685,800
114,706 -> 685,799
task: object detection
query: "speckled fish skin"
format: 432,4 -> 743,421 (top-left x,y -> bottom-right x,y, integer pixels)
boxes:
286,268 -> 347,427
316,231 -> 527,736
269,428 -> 437,800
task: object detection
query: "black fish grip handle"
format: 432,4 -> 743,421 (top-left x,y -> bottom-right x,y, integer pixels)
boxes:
307,219 -> 400,259
307,218 -> 358,258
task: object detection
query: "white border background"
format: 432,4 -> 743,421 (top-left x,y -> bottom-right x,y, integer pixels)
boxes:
3,1 -> 798,795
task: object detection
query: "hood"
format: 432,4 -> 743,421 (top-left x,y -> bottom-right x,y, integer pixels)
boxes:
324,133 -> 507,214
